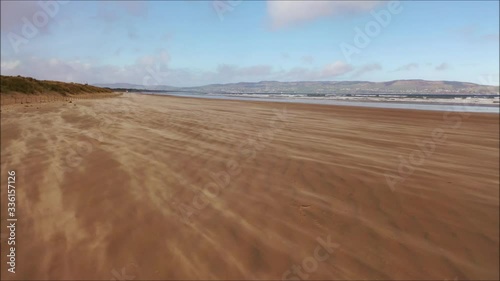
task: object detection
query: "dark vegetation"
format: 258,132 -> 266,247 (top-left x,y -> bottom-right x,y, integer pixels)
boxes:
0,75 -> 113,95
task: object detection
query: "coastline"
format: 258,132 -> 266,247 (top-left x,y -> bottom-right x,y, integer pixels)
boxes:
133,91 -> 500,113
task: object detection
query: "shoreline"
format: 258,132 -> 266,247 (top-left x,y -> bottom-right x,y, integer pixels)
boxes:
132,91 -> 500,114
209,93 -> 500,108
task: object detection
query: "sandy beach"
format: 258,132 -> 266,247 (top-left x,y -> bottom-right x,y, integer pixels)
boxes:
1,93 -> 498,280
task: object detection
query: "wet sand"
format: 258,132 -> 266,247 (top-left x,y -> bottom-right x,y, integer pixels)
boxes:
1,93 -> 498,280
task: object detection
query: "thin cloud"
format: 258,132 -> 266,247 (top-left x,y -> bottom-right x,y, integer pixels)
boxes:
481,33 -> 500,42
1,1 -> 45,31
393,63 -> 418,72
92,8 -> 120,23
321,61 -> 354,78
0,56 -> 170,85
136,49 -> 170,67
454,25 -> 500,44
281,52 -> 291,59
301,56 -> 314,64
267,1 -> 383,29
351,63 -> 382,77
0,1 -> 68,35
435,63 -> 450,71
93,1 -> 148,23
121,1 -> 148,18
0,60 -> 21,71
216,64 -> 273,77
1,56 -> 355,87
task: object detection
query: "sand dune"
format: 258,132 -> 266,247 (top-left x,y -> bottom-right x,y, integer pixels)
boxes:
1,94 -> 498,280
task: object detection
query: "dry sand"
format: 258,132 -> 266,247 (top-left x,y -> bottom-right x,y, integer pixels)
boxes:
1,93 -> 498,280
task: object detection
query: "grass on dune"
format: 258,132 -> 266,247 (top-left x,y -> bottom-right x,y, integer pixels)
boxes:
0,75 -> 113,95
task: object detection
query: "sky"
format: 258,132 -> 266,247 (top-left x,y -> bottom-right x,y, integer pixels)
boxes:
0,0 -> 499,87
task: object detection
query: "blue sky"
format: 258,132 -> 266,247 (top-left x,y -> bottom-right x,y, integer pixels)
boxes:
0,0 -> 498,86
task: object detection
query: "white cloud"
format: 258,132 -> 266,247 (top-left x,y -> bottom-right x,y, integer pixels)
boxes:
0,60 -> 21,71
351,63 -> 382,77
435,62 -> 450,71
321,61 -> 353,77
393,63 -> 418,72
454,25 -> 500,44
1,1 -> 42,31
1,54 -> 355,87
0,1 -> 69,35
136,49 -> 170,67
0,50 -> 171,85
267,1 -> 383,29
218,64 -> 273,76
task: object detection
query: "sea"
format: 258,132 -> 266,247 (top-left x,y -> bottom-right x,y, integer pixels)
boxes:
141,92 -> 500,114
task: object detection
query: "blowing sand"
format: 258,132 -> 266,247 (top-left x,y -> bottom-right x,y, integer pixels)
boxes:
1,93 -> 498,280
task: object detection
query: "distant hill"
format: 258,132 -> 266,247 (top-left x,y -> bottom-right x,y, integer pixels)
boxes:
99,79 -> 499,95
8,77 -> 498,96
185,80 -> 499,95
1,75 -> 113,95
